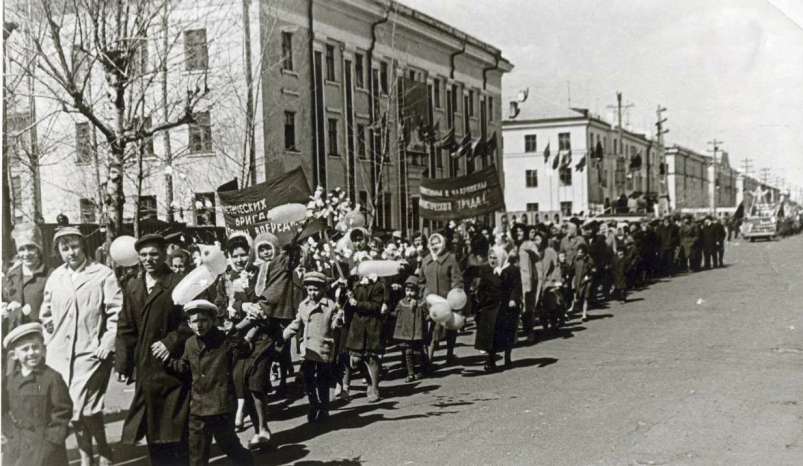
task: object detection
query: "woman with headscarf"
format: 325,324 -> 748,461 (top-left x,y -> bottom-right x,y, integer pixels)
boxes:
40,227 -> 121,466
418,232 -> 464,367
473,244 -> 522,372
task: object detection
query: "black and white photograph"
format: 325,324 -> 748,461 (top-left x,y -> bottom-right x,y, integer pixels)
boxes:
1,0 -> 802,464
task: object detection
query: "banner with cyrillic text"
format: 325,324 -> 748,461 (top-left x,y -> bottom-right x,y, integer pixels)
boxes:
418,165 -> 506,220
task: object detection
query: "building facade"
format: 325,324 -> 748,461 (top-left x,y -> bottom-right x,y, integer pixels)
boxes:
665,145 -> 739,216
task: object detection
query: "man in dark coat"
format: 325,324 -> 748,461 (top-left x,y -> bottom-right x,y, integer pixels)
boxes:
116,234 -> 193,465
714,218 -> 727,267
701,217 -> 719,269
657,216 -> 680,277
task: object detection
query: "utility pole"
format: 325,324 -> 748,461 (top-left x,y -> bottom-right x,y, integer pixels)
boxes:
759,168 -> 771,185
741,158 -> 753,179
655,105 -> 668,215
607,92 -> 635,196
707,139 -> 723,215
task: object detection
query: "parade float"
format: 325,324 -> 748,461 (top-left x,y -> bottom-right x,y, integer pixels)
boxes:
742,186 -> 779,242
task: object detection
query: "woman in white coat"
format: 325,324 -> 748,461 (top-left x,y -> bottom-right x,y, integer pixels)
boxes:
41,227 -> 122,466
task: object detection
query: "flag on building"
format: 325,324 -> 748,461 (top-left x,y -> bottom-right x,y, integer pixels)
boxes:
485,131 -> 498,156
470,137 -> 486,159
552,150 -> 561,170
543,142 -> 551,163
438,127 -> 456,151
402,77 -> 429,134
575,156 -> 586,172
561,149 -> 572,168
452,131 -> 472,158
595,141 -> 604,160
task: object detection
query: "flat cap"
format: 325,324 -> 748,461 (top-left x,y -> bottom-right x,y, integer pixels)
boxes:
3,322 -> 44,349
183,299 -> 219,317
303,271 -> 327,285
135,234 -> 166,251
53,226 -> 83,243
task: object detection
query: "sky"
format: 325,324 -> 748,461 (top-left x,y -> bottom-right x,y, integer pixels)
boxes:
400,0 -> 803,196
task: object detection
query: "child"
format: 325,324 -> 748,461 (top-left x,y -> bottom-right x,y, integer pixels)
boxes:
283,272 -> 344,423
169,300 -> 254,466
557,250 -> 574,316
573,244 -> 596,321
2,323 -> 72,466
393,276 -> 431,381
611,248 -> 630,303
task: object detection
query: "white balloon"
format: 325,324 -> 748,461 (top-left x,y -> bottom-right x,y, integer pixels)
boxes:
447,288 -> 468,311
199,244 -> 228,275
429,302 -> 452,324
443,312 -> 465,330
267,203 -> 308,224
172,265 -> 216,305
426,294 -> 448,306
356,260 -> 403,278
110,236 -> 139,267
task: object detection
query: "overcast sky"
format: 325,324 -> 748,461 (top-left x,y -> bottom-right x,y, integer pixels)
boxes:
400,0 -> 803,194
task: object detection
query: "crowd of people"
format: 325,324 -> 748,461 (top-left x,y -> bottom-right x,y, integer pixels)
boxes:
1,212 -> 739,465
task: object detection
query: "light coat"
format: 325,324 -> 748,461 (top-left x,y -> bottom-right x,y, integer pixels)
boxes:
284,296 -> 342,363
41,260 -> 121,421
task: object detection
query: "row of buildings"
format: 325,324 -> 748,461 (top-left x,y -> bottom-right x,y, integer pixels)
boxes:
501,95 -> 785,225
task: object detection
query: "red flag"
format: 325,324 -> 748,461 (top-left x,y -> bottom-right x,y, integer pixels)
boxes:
543,142 -> 551,163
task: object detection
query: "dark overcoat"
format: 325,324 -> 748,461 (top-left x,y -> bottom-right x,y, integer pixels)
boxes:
116,266 -> 193,445
345,278 -> 386,353
1,263 -> 50,331
393,297 -> 429,342
474,265 -> 522,352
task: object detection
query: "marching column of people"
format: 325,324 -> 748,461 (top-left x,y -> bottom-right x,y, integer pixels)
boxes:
1,213 -> 740,465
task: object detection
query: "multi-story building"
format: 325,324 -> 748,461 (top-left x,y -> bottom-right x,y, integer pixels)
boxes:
5,0 -> 512,233
665,145 -> 739,216
502,96 -> 660,223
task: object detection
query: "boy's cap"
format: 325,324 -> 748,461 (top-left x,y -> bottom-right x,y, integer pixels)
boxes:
183,299 -> 219,317
135,234 -> 166,251
3,322 -> 44,349
404,276 -> 419,288
303,271 -> 326,285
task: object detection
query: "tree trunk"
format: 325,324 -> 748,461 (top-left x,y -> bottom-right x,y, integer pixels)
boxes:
162,5 -> 174,222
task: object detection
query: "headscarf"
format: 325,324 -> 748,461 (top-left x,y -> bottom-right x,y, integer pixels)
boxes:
428,233 -> 446,258
253,232 -> 280,266
490,245 -> 509,275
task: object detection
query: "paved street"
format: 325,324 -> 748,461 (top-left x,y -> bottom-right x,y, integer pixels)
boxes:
87,235 -> 803,466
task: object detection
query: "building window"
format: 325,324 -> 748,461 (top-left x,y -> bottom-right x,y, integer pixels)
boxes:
189,111 -> 212,154
325,44 -> 335,81
468,90 -> 475,117
184,29 -> 208,71
525,169 -> 538,188
559,166 -> 572,186
433,78 -> 441,109
451,84 -> 459,113
380,61 -> 388,94
613,138 -> 617,155
524,134 -> 537,153
281,32 -> 294,71
488,96 -> 494,122
132,116 -> 154,157
357,124 -> 366,159
131,37 -> 148,76
194,193 -> 216,226
284,111 -> 296,151
138,195 -> 157,221
526,203 -> 539,212
558,132 -> 571,152
355,53 -> 364,88
80,198 -> 97,223
76,122 -> 93,164
560,201 -> 573,217
327,118 -> 339,156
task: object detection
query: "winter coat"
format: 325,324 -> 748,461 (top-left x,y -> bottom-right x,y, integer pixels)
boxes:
393,297 -> 429,342
534,247 -> 559,306
1,363 -> 72,466
573,255 -> 596,295
345,278 -> 386,353
116,266 -> 193,445
559,235 -> 588,264
516,241 -> 539,293
612,254 -> 630,289
418,252 -> 463,300
41,260 -> 121,421
474,265 -> 522,352
701,224 -> 720,252
2,263 -> 50,332
680,223 -> 699,256
589,235 -> 613,271
284,296 -> 343,363
256,251 -> 304,321
658,223 -> 680,252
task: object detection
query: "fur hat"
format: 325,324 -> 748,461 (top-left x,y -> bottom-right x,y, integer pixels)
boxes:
11,223 -> 43,253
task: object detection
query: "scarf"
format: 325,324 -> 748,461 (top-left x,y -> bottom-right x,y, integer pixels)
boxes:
491,245 -> 509,275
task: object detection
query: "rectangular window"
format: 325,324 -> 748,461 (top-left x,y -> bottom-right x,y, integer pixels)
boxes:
357,124 -> 366,159
451,84 -> 458,113
488,96 -> 494,122
613,138 -> 617,155
189,112 -> 212,154
132,116 -> 154,157
559,166 -> 572,186
284,111 -> 296,151
524,134 -> 537,153
131,37 -> 148,76
76,122 -> 92,164
327,118 -> 339,156
560,201 -> 573,217
380,61 -> 388,94
281,32 -> 294,71
468,90 -> 475,117
138,195 -> 157,221
325,44 -> 336,81
194,193 -> 216,226
184,29 -> 208,71
559,132 -> 571,151
80,198 -> 97,223
525,169 -> 538,188
526,203 -> 539,212
355,53 -> 364,88
433,78 -> 441,109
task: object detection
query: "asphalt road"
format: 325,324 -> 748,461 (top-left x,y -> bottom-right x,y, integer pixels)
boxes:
83,235 -> 803,466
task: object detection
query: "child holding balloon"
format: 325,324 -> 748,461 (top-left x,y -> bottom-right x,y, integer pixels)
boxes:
393,276 -> 431,381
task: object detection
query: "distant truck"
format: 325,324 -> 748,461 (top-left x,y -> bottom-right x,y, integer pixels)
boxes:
742,202 -> 777,242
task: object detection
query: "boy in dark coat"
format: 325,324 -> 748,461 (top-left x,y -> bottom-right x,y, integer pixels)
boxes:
168,300 -> 254,466
2,323 -> 72,466
611,248 -> 630,303
393,276 -> 431,381
573,244 -> 596,321
345,270 -> 386,402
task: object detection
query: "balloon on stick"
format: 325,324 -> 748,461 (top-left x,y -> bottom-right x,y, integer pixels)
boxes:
172,266 -> 216,305
267,203 -> 308,224
110,236 -> 139,267
443,312 -> 465,330
356,260 -> 403,278
447,288 -> 468,311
